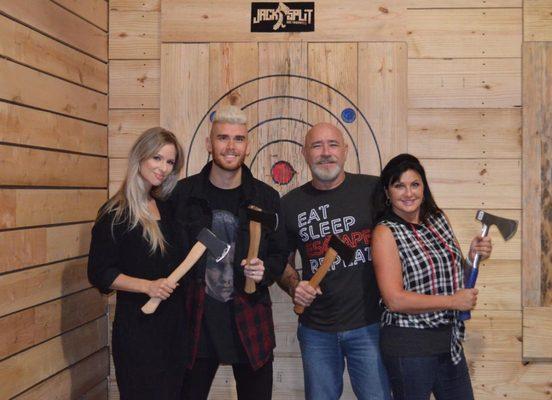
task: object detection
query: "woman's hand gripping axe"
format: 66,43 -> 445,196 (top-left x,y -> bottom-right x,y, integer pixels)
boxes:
141,228 -> 230,314
244,206 -> 279,294
459,210 -> 518,321
293,235 -> 355,315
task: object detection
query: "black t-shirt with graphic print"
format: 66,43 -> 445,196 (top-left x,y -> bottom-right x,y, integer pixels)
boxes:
282,173 -> 382,332
197,181 -> 248,364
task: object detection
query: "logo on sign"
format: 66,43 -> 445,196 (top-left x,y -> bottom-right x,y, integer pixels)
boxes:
251,2 -> 315,32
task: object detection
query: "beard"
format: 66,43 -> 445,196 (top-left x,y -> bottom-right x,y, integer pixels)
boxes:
310,155 -> 343,182
212,151 -> 245,172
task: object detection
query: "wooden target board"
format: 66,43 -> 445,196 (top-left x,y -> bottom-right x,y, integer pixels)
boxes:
160,42 -> 406,196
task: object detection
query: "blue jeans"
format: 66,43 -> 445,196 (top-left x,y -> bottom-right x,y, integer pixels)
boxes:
297,323 -> 391,400
382,351 -> 474,400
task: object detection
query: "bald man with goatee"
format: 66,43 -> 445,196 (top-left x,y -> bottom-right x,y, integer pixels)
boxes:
278,123 -> 391,400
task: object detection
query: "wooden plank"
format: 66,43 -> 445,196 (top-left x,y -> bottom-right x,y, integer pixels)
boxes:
358,42 -> 408,175
408,109 -> 521,159
208,43 -> 259,172
0,0 -> 107,61
109,11 -> 160,59
0,15 -> 107,93
407,9 -> 521,58
422,159 -> 521,209
80,379 -> 108,400
110,0 -> 160,11
0,317 -> 107,399
0,145 -> 107,187
0,288 -> 105,360
0,222 -> 93,274
445,209 -> 521,261
0,189 -> 106,229
522,43 -> 552,306
162,0 -> 405,42
524,0 -> 552,41
406,0 -> 521,7
0,257 -> 90,318
307,42 -> 358,174
160,43 -> 209,178
109,60 -> 160,109
523,306 -> 552,359
109,181 -> 123,197
14,349 -> 109,400
476,260 -> 520,311
471,360 -> 552,399
53,0 -> 108,31
0,103 -> 107,155
0,58 -> 107,124
463,310 -> 521,362
109,109 -> 160,157
409,58 -> 521,108
256,42 -> 309,196
109,158 -> 127,183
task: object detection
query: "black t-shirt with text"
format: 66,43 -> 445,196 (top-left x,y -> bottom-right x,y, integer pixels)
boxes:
282,173 -> 382,332
197,181 -> 247,363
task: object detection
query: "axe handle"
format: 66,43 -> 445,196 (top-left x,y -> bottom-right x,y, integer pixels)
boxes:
244,220 -> 261,294
458,224 -> 489,321
294,247 -> 338,315
141,241 -> 207,314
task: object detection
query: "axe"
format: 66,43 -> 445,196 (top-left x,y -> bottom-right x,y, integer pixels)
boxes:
459,210 -> 518,321
244,205 -> 279,294
294,235 -> 355,315
141,227 -> 230,314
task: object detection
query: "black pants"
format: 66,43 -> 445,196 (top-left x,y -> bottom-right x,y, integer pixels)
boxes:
181,358 -> 273,400
382,351 -> 474,400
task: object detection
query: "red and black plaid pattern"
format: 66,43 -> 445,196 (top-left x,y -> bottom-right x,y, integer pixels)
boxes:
185,282 -> 275,371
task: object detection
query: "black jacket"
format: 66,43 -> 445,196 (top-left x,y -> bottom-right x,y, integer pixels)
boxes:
169,162 -> 288,299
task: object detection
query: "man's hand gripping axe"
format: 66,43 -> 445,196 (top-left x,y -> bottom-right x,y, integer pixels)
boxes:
459,210 -> 517,321
294,235 -> 355,315
244,206 -> 279,294
141,228 -> 230,314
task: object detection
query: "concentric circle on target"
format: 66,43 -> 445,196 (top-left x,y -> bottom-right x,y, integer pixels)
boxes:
186,74 -> 382,182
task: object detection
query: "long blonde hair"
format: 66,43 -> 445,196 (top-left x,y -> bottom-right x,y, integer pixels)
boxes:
99,127 -> 184,254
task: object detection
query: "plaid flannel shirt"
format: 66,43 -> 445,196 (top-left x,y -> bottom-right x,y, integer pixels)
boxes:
379,211 -> 466,365
172,163 -> 287,371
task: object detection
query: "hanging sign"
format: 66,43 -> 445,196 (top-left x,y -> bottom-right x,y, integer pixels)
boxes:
251,2 -> 315,32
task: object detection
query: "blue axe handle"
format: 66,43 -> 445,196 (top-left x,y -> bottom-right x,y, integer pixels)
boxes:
458,224 -> 489,321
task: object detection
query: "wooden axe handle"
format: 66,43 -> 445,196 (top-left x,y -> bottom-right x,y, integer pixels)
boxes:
294,247 -> 338,315
244,220 -> 261,294
141,240 -> 207,314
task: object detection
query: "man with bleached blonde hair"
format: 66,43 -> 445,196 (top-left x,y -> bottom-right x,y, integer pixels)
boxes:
171,105 -> 288,400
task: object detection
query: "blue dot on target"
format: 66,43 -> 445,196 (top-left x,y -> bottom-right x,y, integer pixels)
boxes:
341,108 -> 356,124
209,111 -> 216,122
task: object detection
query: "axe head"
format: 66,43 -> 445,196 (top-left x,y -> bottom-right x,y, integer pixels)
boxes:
246,206 -> 279,231
475,210 -> 518,241
197,227 -> 231,262
328,235 -> 355,265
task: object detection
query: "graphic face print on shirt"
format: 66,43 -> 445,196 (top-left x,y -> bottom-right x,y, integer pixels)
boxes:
205,210 -> 238,302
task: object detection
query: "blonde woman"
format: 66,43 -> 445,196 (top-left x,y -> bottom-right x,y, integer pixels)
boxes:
88,127 -> 187,400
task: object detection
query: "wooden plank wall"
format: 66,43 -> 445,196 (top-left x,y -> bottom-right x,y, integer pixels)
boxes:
107,0 -> 552,399
522,0 -> 552,359
0,0 -> 109,398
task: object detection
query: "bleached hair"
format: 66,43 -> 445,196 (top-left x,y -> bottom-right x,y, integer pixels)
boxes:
213,105 -> 247,125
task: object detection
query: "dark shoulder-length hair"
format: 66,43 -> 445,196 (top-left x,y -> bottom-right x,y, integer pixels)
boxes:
373,153 -> 441,223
